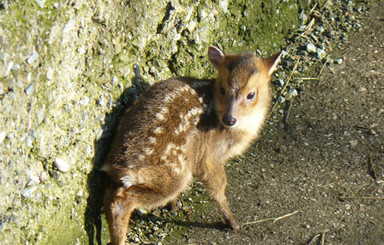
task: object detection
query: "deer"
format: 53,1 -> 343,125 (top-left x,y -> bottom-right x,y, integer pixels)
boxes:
101,46 -> 281,245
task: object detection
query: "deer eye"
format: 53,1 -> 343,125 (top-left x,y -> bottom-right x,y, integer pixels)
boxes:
247,92 -> 256,100
220,86 -> 225,95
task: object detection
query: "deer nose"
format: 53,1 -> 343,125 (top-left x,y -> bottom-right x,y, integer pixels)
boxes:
222,114 -> 237,127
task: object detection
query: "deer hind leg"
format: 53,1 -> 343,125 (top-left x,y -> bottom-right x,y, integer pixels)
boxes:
104,167 -> 187,244
104,183 -> 135,245
166,196 -> 180,212
199,163 -> 240,230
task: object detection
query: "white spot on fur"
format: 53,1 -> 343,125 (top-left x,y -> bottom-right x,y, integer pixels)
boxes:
144,147 -> 154,155
159,142 -> 187,175
121,171 -> 152,189
160,107 -> 168,114
180,143 -> 187,153
185,107 -> 203,124
172,165 -> 182,175
153,126 -> 163,134
162,143 -> 178,159
164,143 -> 178,155
177,154 -> 186,167
138,155 -> 145,161
174,121 -> 188,135
179,85 -> 190,94
160,155 -> 167,162
174,107 -> 203,135
121,173 -> 136,188
156,107 -> 169,121
156,112 -> 165,121
148,137 -> 156,144
164,94 -> 173,103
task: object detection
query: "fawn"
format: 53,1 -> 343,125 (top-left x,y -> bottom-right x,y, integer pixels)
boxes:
102,46 -> 281,245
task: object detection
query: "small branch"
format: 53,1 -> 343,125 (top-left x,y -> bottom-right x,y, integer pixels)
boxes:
309,3 -> 318,15
283,101 -> 292,124
243,217 -> 275,225
321,0 -> 330,10
321,229 -> 329,245
270,58 -> 300,115
308,229 -> 329,245
354,125 -> 374,130
307,234 -> 321,245
298,3 -> 318,39
340,196 -> 384,200
317,57 -> 330,79
367,155 -> 377,180
272,210 -> 299,223
297,77 -> 319,80
243,210 -> 299,226
280,59 -> 300,94
299,18 -> 316,38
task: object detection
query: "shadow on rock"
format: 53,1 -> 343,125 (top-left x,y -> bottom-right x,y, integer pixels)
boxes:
84,65 -> 150,245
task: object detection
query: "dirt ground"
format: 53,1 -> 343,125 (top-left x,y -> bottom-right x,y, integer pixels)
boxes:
164,2 -> 384,245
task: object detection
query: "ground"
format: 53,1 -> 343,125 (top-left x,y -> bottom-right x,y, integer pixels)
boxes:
164,2 -> 384,244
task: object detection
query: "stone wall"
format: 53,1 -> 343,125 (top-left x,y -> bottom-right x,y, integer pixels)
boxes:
0,0 -> 308,243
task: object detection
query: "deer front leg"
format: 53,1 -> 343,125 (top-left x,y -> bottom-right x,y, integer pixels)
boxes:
104,184 -> 135,245
199,163 -> 240,230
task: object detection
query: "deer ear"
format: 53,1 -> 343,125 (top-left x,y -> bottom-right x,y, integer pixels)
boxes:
264,52 -> 282,76
208,46 -> 225,69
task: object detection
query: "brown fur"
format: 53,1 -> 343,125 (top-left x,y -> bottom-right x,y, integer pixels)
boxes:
102,47 -> 281,245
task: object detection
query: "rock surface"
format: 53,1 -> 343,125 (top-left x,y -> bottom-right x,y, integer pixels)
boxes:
166,1 -> 384,244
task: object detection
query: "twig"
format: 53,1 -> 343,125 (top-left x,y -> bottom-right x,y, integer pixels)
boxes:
354,125 -> 373,130
299,3 -> 318,39
299,18 -> 316,38
307,229 -> 329,245
309,3 -> 318,15
368,155 -> 377,180
270,59 -> 300,115
243,217 -> 275,225
283,101 -> 292,124
340,196 -> 384,200
321,0 -> 331,10
243,210 -> 299,226
272,210 -> 299,223
321,229 -> 329,245
297,77 -> 319,80
317,57 -> 330,79
307,234 -> 321,245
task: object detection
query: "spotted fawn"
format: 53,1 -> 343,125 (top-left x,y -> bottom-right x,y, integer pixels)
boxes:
102,46 -> 281,245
